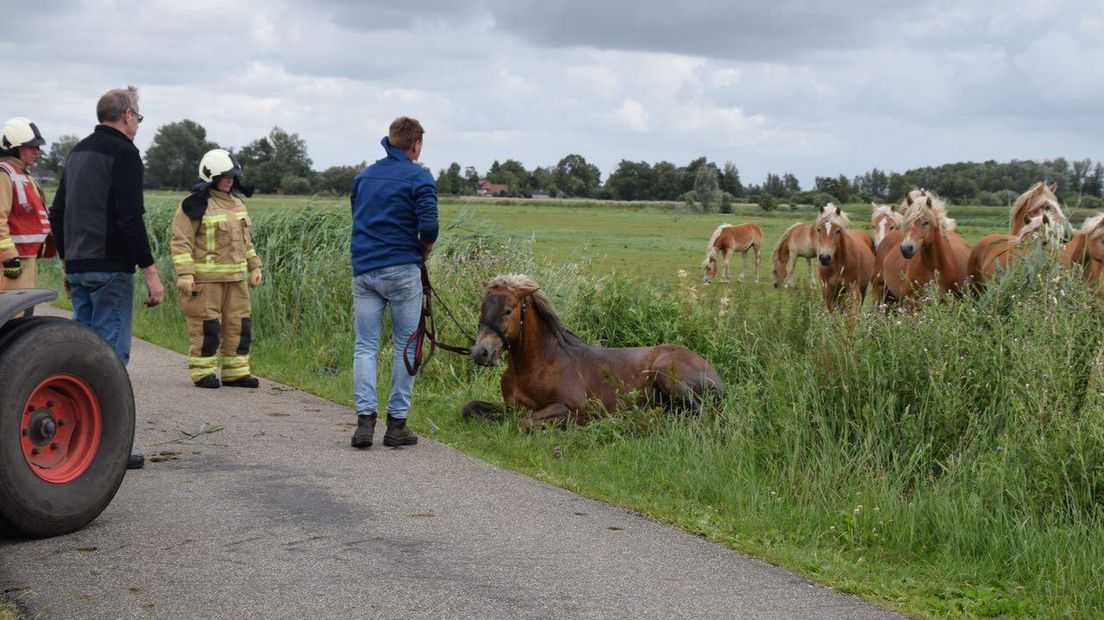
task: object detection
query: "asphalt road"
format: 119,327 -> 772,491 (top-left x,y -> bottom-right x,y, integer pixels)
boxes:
1,319 -> 903,619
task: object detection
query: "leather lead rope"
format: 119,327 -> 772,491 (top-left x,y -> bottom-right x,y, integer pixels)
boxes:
404,262 -> 476,375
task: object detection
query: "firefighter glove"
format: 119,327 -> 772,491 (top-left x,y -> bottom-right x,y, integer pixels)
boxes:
2,258 -> 21,279
249,269 -> 262,288
176,274 -> 195,297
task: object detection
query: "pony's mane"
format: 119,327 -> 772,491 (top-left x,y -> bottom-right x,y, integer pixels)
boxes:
704,223 -> 731,254
1010,182 -> 1056,226
483,273 -> 587,348
901,194 -> 956,235
1081,213 -> 1104,240
816,206 -> 851,229
871,205 -> 903,226
771,222 -> 804,271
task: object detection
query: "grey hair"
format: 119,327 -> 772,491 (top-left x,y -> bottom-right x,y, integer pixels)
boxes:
96,86 -> 139,123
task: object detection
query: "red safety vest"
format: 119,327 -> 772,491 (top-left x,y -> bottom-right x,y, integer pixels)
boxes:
0,161 -> 52,257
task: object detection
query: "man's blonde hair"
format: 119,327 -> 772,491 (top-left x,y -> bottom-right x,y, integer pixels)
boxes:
388,116 -> 424,151
97,86 -> 139,123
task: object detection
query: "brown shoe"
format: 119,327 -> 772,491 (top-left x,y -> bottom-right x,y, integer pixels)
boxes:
351,413 -> 376,449
383,414 -> 418,447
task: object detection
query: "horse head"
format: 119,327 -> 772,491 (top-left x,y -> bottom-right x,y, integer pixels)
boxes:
471,275 -> 538,367
1012,182 -> 1070,242
701,251 -> 718,283
870,203 -> 903,249
1079,214 -> 1104,266
900,194 -> 954,259
814,205 -> 848,266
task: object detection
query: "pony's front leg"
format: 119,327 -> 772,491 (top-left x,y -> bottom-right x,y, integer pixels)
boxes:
784,254 -> 797,288
461,400 -> 507,420
753,246 -> 761,283
807,258 -> 816,289
720,252 -> 732,283
519,403 -> 573,432
736,251 -> 746,282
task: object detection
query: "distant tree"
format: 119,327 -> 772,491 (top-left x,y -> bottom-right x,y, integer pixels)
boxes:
487,159 -> 532,196
144,120 -> 218,189
763,173 -> 786,197
720,161 -> 744,197
281,174 -> 313,195
554,154 -> 601,197
463,166 -> 481,194
530,166 -> 556,195
651,161 -> 682,200
318,163 -> 364,195
38,134 -> 80,173
606,160 -> 654,200
758,194 -> 778,212
692,165 -> 722,211
238,127 -> 314,193
782,173 -> 802,195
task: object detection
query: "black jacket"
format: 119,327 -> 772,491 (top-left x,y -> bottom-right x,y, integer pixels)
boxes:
49,125 -> 155,273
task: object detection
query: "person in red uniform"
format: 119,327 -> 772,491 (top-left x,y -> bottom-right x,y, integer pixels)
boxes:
0,117 -> 54,290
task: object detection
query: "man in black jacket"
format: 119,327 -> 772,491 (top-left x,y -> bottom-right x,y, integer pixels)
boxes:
49,85 -> 164,470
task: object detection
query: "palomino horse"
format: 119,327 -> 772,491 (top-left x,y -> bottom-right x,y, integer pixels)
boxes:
1011,181 -> 1068,237
770,222 -> 816,289
870,202 -> 903,250
878,192 -> 972,303
814,206 -> 876,311
1063,214 -> 1104,291
968,198 -> 1067,291
701,223 -> 763,284
463,274 -> 725,431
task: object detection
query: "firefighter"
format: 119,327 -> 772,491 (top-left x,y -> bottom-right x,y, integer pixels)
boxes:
170,149 -> 262,388
0,117 -> 54,290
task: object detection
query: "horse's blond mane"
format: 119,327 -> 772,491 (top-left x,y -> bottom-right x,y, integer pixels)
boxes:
871,204 -> 903,227
816,205 -> 851,230
483,273 -> 584,347
1010,182 -> 1055,227
1081,213 -> 1104,240
704,223 -> 731,254
902,193 -> 956,236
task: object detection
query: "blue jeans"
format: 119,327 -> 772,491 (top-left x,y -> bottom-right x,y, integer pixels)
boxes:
67,271 -> 135,367
352,263 -> 422,419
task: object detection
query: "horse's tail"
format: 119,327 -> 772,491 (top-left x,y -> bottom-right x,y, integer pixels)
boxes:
705,224 -> 730,254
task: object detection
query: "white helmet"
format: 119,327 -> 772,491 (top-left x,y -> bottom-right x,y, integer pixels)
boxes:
1,117 -> 46,150
198,148 -> 242,183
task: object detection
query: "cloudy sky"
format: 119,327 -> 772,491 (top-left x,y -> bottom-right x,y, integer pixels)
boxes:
4,0 -> 1102,187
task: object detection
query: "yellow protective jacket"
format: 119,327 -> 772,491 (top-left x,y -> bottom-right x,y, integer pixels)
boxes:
170,190 -> 261,282
0,155 -> 49,261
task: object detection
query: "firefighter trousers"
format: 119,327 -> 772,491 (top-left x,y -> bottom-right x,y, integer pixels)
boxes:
181,280 -> 253,383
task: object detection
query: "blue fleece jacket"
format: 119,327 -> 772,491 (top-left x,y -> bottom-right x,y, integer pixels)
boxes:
350,138 -> 439,275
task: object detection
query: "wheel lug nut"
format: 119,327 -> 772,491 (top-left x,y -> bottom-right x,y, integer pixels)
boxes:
56,419 -> 65,427
22,429 -> 28,436
50,443 -> 59,450
46,400 -> 55,407
31,448 -> 40,456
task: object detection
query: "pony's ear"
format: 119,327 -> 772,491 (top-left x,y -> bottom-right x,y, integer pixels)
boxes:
514,284 -> 540,298
906,194 -> 914,207
834,206 -> 841,216
870,201 -> 878,208
1024,214 -> 1032,224
480,279 -> 489,289
1048,181 -> 1058,193
925,196 -> 933,208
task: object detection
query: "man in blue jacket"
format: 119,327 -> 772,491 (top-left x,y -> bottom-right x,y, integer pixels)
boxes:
349,117 -> 438,449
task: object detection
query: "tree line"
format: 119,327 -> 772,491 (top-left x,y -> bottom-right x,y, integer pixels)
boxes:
34,119 -> 1104,210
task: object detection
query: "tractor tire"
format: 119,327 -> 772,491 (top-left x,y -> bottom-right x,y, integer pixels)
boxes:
0,317 -> 135,538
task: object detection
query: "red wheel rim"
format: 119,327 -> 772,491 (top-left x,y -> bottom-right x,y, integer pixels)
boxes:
20,373 -> 101,483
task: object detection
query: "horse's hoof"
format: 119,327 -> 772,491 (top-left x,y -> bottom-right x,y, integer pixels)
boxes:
518,418 -> 536,433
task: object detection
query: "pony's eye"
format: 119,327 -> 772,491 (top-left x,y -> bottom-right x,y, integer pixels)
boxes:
503,308 -> 513,315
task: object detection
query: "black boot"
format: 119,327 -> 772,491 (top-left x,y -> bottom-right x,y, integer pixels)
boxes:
194,375 -> 220,389
127,453 -> 145,470
351,413 -> 376,449
383,414 -> 418,447
223,375 -> 260,388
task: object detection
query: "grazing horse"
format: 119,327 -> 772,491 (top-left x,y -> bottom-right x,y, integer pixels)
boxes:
870,202 -> 903,250
701,223 -> 763,284
463,274 -> 725,431
814,206 -> 876,311
968,206 -> 1066,291
770,222 -> 816,289
878,192 -> 972,303
1011,181 -> 1068,238
1064,214 -> 1104,291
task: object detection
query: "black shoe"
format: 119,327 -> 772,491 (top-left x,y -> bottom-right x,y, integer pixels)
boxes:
352,413 -> 376,449
223,375 -> 260,388
127,453 -> 145,470
383,414 -> 418,447
194,375 -> 221,389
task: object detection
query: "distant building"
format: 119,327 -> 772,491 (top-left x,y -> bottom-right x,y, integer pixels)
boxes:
477,180 -> 509,196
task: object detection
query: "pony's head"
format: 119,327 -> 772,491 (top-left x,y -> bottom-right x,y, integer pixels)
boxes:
900,193 -> 955,259
814,205 -> 850,266
1012,181 -> 1069,241
1017,210 -> 1066,248
770,223 -> 800,288
1079,214 -> 1104,265
700,249 -> 719,283
870,202 -> 902,249
471,274 -> 540,366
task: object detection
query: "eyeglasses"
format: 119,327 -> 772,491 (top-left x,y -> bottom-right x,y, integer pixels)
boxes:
129,109 -> 144,124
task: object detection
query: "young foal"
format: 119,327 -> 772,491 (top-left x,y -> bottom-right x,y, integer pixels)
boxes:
878,193 -> 972,303
701,223 -> 763,284
814,206 -> 875,311
770,222 -> 816,289
463,275 -> 725,431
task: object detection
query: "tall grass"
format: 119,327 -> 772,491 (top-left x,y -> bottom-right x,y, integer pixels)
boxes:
42,201 -> 1104,617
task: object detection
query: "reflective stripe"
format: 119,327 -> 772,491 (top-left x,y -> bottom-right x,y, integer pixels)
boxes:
222,355 -> 249,367
201,214 -> 228,223
187,356 -> 219,379
245,248 -> 257,259
195,262 -> 248,273
221,366 -> 250,379
10,233 -> 48,243
172,253 -> 194,264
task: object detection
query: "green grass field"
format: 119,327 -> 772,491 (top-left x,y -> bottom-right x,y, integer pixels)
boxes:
40,192 -> 1104,619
